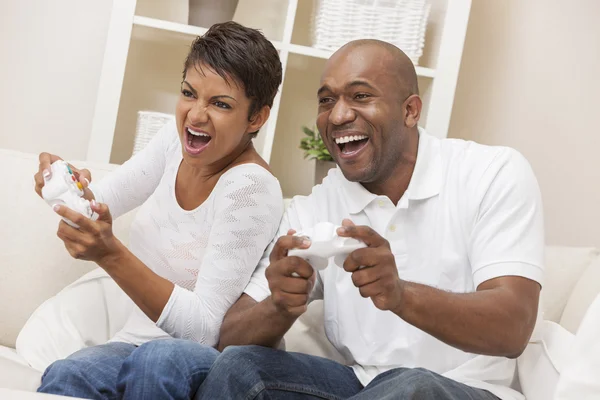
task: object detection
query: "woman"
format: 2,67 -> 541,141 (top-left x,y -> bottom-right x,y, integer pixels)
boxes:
33,21 -> 283,399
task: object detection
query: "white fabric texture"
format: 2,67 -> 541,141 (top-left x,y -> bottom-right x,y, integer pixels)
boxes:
560,257 -> 600,334
89,121 -> 283,347
555,294 -> 600,399
517,321 -> 574,400
245,128 -> 544,400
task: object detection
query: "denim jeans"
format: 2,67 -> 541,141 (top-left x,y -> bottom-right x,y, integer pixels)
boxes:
38,339 -> 219,400
195,345 -> 501,400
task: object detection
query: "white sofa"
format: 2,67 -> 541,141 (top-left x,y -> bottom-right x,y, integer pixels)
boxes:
1,148 -> 599,398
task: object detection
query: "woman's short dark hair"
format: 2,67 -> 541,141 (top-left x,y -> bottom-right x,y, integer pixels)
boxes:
183,21 -> 282,121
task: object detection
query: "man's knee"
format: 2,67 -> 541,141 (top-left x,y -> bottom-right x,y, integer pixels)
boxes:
394,368 -> 454,398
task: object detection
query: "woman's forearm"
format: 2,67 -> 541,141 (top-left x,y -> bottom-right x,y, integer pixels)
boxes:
98,241 -> 174,322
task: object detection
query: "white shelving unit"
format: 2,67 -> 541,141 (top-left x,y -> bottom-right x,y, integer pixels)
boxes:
88,0 -> 472,197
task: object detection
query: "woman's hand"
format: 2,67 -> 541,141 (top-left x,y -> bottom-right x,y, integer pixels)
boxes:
35,152 -> 94,200
54,201 -> 123,265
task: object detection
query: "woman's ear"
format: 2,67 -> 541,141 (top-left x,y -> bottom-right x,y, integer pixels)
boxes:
246,105 -> 271,134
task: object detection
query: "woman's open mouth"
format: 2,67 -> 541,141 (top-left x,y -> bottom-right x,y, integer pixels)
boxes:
184,127 -> 212,155
335,134 -> 369,159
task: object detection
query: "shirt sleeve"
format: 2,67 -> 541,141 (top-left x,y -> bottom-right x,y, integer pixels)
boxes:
469,148 -> 545,288
88,120 -> 178,219
156,165 -> 284,346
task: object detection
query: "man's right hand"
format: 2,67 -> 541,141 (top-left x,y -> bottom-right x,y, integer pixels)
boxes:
34,152 -> 93,199
266,230 -> 315,318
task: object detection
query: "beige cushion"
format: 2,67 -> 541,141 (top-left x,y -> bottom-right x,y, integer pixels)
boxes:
0,149 -> 136,348
560,256 -> 600,334
541,246 -> 599,322
0,347 -> 41,391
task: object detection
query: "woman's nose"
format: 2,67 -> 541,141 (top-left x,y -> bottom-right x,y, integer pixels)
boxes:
188,101 -> 209,125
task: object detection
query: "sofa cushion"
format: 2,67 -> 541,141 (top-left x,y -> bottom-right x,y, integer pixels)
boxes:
560,256 -> 600,334
541,246 -> 599,322
16,269 -> 134,372
555,294 -> 600,399
0,348 -> 42,391
0,149 -> 136,348
517,320 -> 574,400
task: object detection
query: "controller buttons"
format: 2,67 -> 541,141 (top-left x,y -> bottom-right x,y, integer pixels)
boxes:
76,182 -> 83,190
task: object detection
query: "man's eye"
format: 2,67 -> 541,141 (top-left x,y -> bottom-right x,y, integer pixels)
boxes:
214,101 -> 231,109
355,93 -> 370,99
319,97 -> 333,105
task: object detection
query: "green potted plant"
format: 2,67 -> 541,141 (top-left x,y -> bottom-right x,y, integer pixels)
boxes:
300,126 -> 336,184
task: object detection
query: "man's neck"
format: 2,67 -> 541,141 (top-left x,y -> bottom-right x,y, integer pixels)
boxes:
362,130 -> 419,205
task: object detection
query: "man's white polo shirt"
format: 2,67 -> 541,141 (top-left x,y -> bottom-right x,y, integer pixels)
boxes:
245,128 -> 544,400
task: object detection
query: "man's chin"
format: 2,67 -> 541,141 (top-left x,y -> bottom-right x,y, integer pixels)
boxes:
337,164 -> 371,183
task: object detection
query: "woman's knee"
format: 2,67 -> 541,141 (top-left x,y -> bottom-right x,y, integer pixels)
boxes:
126,339 -> 219,375
42,359 -> 82,381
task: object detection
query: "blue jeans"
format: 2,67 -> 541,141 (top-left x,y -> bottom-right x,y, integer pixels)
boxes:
195,345 -> 501,400
38,339 -> 219,400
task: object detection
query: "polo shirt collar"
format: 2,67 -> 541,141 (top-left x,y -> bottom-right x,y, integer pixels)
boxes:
338,127 -> 442,214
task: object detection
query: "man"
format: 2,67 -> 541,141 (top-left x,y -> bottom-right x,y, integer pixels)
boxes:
197,39 -> 543,400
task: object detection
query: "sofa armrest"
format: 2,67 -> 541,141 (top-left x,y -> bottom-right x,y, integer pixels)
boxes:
16,269 -> 132,372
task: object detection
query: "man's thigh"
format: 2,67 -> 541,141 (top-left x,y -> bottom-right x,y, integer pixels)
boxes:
352,367 -> 500,400
196,345 -> 363,400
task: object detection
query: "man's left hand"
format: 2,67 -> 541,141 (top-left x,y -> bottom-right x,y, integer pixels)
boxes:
54,201 -> 122,264
337,219 -> 405,312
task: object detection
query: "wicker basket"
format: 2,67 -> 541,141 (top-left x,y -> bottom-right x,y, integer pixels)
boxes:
311,0 -> 431,65
133,111 -> 175,155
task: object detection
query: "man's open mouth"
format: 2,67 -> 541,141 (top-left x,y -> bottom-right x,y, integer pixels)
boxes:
335,135 -> 369,156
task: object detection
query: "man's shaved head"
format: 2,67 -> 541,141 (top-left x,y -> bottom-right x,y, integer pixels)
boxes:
331,39 -> 419,96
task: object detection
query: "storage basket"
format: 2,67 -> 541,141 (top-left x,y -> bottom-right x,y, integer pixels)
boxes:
311,0 -> 431,65
133,111 -> 175,155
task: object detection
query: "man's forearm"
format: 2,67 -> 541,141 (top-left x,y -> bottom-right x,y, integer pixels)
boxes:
394,277 -> 539,358
217,295 -> 298,352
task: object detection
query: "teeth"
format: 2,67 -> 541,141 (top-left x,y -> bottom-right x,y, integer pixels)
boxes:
335,135 -> 368,144
187,128 -> 210,137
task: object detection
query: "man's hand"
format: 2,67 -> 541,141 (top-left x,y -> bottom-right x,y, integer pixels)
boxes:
337,219 -> 405,312
54,201 -> 122,265
34,152 -> 93,200
265,230 -> 315,318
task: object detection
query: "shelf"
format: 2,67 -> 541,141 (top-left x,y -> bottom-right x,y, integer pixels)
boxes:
287,44 -> 436,78
132,16 -> 435,79
132,16 -> 284,50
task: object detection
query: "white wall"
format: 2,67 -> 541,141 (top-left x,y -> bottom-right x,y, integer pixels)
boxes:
0,1 -> 112,161
449,0 -> 600,247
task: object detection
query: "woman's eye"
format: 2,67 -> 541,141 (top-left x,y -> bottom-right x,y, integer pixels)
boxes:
214,101 -> 231,109
182,89 -> 194,98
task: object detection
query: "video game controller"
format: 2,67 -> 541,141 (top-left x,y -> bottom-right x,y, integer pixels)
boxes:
41,160 -> 96,228
288,222 -> 366,271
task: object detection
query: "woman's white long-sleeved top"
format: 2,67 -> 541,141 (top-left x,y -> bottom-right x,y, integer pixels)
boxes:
88,121 -> 283,347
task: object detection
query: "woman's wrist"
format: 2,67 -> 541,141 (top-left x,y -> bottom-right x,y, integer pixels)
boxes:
97,239 -> 127,271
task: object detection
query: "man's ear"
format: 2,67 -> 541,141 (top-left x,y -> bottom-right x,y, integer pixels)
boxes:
404,95 -> 422,128
246,106 -> 271,134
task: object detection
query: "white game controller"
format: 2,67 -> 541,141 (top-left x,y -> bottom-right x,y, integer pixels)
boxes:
42,160 -> 97,228
288,222 -> 366,271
